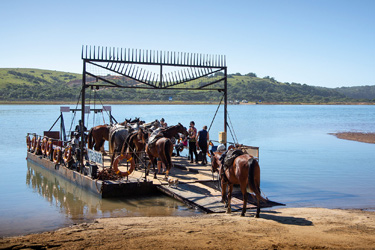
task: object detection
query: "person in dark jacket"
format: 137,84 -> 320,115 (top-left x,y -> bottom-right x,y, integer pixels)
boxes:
188,121 -> 198,163
197,125 -> 209,165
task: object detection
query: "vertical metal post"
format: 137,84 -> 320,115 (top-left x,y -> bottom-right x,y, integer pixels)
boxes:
159,65 -> 163,88
224,67 -> 228,147
80,60 -> 86,168
60,112 -> 63,141
60,112 -> 66,142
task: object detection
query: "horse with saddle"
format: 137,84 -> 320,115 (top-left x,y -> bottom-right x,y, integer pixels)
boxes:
211,146 -> 265,217
87,119 -> 188,179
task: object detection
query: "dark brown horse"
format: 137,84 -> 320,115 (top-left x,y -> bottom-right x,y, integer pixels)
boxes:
211,152 -> 263,217
87,125 -> 110,153
160,123 -> 188,138
126,128 -> 148,167
145,137 -> 173,179
109,124 -> 131,167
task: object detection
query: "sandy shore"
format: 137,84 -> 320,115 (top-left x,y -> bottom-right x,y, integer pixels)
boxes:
330,132 -> 375,144
1,208 -> 375,249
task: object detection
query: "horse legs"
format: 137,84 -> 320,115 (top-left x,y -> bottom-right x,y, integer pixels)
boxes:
145,161 -> 151,177
145,158 -> 157,179
226,184 -> 233,214
240,185 -> 248,217
221,179 -> 228,205
110,152 -> 117,168
147,157 -> 157,179
153,159 -> 157,179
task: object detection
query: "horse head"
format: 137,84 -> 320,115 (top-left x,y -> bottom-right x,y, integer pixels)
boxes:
210,152 -> 221,173
176,123 -> 188,136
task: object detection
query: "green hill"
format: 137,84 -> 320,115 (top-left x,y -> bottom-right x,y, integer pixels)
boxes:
227,74 -> 348,103
0,68 -> 373,103
0,68 -> 81,101
335,85 -> 375,101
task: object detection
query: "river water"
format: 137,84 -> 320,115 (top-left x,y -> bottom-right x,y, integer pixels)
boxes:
0,104 -> 374,236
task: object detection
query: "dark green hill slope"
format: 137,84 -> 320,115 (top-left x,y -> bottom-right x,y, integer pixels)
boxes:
335,85 -> 375,101
0,68 -> 373,103
227,74 -> 349,103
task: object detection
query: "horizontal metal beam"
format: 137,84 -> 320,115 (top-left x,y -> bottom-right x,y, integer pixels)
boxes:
84,82 -> 224,92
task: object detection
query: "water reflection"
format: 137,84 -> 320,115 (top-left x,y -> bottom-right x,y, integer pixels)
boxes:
26,162 -> 201,221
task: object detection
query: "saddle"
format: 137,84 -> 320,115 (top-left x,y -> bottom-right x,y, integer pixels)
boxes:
147,128 -> 164,149
220,149 -> 244,171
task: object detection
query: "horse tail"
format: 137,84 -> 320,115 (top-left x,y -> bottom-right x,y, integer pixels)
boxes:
119,132 -> 133,156
248,158 -> 263,200
88,128 -> 93,149
126,133 -> 135,153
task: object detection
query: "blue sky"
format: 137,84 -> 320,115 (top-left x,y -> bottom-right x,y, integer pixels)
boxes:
1,0 -> 374,88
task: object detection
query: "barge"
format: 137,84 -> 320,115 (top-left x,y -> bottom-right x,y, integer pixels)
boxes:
25,46 -> 283,214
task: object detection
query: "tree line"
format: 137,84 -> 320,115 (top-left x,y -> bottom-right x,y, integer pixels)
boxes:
1,69 -> 374,103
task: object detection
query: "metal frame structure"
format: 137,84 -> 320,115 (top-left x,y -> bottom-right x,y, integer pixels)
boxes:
80,45 -> 228,165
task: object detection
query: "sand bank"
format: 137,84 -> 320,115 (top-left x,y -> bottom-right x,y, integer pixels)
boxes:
330,132 -> 375,144
1,208 -> 375,249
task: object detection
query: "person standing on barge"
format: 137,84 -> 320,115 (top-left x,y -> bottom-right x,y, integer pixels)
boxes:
197,125 -> 209,165
188,121 -> 198,163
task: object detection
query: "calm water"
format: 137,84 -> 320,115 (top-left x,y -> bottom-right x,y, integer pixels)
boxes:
0,104 -> 374,236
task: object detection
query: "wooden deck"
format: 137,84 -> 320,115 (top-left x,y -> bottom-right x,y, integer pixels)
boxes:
108,155 -> 284,213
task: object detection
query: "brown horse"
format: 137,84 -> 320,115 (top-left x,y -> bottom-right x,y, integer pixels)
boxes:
87,125 -> 110,153
211,152 -> 263,217
160,123 -> 188,138
145,137 -> 173,179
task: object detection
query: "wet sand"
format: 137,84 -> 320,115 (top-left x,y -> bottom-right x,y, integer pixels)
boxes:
330,132 -> 375,144
1,208 -> 375,249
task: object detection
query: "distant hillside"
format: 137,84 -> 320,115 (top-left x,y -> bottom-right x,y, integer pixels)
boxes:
0,68 -> 81,101
335,85 -> 375,100
227,74 -> 348,103
0,68 -> 373,103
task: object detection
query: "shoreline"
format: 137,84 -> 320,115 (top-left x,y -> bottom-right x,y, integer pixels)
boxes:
0,100 -> 374,105
1,207 -> 375,249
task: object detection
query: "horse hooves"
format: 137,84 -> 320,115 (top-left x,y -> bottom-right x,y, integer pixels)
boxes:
241,213 -> 245,217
